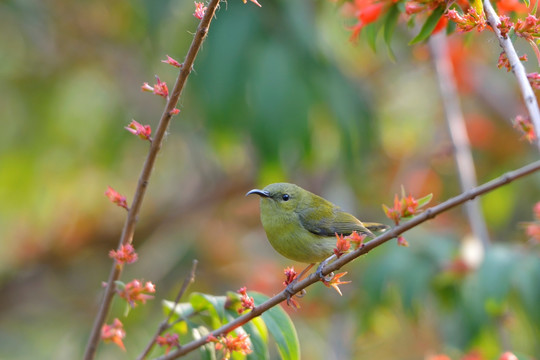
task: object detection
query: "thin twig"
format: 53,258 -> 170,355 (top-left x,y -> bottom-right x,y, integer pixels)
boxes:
157,160 -> 540,360
137,260 -> 198,360
429,33 -> 491,249
82,1 -> 221,358
483,0 -> 540,151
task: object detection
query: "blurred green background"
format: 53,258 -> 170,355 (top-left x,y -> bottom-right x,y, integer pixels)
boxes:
1,0 -> 540,359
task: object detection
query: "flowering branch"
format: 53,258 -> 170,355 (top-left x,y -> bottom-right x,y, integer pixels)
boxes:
136,260 -> 198,360
157,160 -> 540,360
482,0 -> 540,151
82,0 -> 222,358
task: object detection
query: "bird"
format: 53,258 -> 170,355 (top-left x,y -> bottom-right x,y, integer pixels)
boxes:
246,182 -> 388,264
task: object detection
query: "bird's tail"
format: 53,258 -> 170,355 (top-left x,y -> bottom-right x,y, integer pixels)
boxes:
363,222 -> 390,234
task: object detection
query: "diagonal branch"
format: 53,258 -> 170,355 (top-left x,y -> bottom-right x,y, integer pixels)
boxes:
483,0 -> 540,151
82,1 -> 222,359
157,159 -> 540,360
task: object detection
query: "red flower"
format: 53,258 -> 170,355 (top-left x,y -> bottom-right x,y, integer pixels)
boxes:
116,279 -> 156,308
105,186 -> 128,210
397,236 -> 409,247
334,233 -> 351,258
497,16 -> 514,39
497,51 -> 527,72
446,8 -> 487,33
345,0 -> 385,41
125,120 -> 152,141
527,72 -> 540,90
208,333 -> 252,359
101,318 -> 126,351
497,0 -> 529,14
383,190 -> 432,225
141,76 -> 168,98
405,1 -> 424,15
237,286 -> 255,314
347,231 -> 366,250
432,17 -> 449,34
156,333 -> 180,354
283,266 -> 298,286
109,244 -> 138,265
383,194 -> 403,225
161,55 -> 183,68
513,115 -> 537,143
193,2 -> 207,19
169,108 -> 181,115
153,76 -> 169,98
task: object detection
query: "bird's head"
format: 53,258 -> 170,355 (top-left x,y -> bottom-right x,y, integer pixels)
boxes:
246,182 -> 303,213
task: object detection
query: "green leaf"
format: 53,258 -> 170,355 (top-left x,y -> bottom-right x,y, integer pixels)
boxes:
163,300 -> 196,319
417,193 -> 433,208
363,23 -> 378,52
224,308 -> 270,360
190,292 -> 228,329
383,5 -> 400,61
409,6 -> 445,44
193,326 -> 217,360
532,0 -> 538,15
523,0 -> 531,9
251,292 -> 300,360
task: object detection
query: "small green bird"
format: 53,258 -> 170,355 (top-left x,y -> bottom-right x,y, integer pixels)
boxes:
247,183 -> 388,264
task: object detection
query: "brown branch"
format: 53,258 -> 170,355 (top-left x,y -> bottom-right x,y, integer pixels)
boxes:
429,33 -> 490,248
137,260 -> 198,360
483,0 -> 540,151
156,159 -> 540,360
82,1 -> 222,358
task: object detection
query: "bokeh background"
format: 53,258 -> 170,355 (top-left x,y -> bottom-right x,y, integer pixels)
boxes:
1,0 -> 540,359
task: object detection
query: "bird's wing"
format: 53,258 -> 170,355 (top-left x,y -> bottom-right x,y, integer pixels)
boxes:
298,207 -> 372,237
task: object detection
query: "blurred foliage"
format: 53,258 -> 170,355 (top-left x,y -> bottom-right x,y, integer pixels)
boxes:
1,0 -> 540,359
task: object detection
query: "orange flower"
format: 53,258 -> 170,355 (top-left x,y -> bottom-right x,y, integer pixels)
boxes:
156,333 -> 179,354
208,333 -> 252,359
347,231 -> 366,250
321,271 -> 351,296
109,244 -> 138,265
161,55 -> 183,68
513,115 -> 537,143
116,279 -> 156,308
101,318 -> 126,351
125,120 -> 152,141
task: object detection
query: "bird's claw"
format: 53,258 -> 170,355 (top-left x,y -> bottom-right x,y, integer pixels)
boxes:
284,280 -> 305,307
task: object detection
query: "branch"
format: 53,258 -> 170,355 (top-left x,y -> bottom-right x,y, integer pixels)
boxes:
82,1 -> 222,359
483,0 -> 540,151
137,260 -> 198,360
157,159 -> 540,360
429,33 -> 491,248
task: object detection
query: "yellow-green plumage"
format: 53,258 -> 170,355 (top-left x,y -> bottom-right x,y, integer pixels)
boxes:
247,183 -> 388,263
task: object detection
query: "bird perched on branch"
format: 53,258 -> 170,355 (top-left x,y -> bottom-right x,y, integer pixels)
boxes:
247,182 -> 388,264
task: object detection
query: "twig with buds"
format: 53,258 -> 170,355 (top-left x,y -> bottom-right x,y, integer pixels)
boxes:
83,0 -> 222,359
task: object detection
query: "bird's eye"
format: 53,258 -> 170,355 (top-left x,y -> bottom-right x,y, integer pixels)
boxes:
282,194 -> 290,201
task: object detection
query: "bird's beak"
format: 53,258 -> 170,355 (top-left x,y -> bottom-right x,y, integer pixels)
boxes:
246,189 -> 270,198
